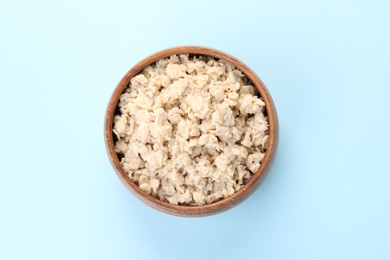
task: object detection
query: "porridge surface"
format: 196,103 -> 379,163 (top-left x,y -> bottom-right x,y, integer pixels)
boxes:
113,54 -> 269,205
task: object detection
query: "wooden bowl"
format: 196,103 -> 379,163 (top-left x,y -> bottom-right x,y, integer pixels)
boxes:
105,46 -> 278,217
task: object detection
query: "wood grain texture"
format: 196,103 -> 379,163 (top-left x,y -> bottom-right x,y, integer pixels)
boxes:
104,46 -> 279,217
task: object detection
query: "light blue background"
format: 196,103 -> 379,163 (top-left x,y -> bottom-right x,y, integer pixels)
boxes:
1,0 -> 389,259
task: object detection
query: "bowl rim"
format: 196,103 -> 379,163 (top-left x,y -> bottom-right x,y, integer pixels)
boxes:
104,46 -> 278,217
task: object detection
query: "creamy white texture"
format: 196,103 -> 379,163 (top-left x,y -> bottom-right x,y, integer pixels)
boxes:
113,54 -> 269,206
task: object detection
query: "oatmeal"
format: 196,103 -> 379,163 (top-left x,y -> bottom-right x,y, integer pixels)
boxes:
113,54 -> 269,206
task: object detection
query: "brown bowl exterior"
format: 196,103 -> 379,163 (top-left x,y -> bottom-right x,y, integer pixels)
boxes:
105,46 -> 278,217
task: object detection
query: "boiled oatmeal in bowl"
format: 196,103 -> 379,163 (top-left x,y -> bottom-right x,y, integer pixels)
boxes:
105,46 -> 277,216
